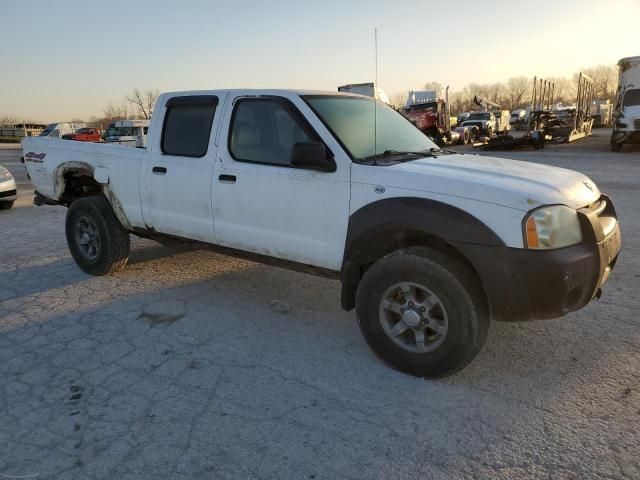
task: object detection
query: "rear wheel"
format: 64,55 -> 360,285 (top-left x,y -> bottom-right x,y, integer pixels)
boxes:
0,200 -> 14,210
355,247 -> 489,377
65,196 -> 130,275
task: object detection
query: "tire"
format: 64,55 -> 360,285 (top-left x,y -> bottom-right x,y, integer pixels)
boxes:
65,196 -> 130,275
0,200 -> 14,210
355,247 -> 489,378
486,126 -> 492,138
611,140 -> 623,152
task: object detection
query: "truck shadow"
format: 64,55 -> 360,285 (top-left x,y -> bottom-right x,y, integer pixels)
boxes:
0,243 -> 634,477
0,243 -> 196,302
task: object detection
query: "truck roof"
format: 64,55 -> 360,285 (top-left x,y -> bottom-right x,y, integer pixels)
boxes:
159,89 -> 364,98
618,56 -> 640,64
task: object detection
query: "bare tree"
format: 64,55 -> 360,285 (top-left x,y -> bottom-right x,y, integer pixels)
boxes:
547,76 -> 577,105
423,81 -> 444,98
389,91 -> 408,109
103,103 -> 129,122
0,115 -> 19,126
506,76 -> 530,110
125,88 -> 159,119
579,65 -> 617,101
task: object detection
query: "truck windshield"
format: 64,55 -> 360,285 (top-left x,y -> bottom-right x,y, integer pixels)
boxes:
304,95 -> 437,161
409,102 -> 438,111
467,113 -> 490,120
622,89 -> 640,107
39,123 -> 57,136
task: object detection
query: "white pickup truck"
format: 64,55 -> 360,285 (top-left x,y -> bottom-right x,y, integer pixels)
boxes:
22,89 -> 621,377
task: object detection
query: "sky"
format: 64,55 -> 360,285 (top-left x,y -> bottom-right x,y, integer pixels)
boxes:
1,0 -> 638,122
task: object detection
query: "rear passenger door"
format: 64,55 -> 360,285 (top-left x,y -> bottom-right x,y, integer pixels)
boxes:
212,95 -> 351,271
144,95 -> 222,242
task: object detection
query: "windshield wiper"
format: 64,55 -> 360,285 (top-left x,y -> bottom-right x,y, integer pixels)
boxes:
360,149 -> 435,163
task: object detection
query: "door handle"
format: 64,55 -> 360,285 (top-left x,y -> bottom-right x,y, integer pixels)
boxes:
218,174 -> 236,183
152,166 -> 167,174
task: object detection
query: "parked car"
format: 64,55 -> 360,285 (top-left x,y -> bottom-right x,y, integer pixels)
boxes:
22,89 -> 621,377
62,127 -> 101,142
0,165 -> 17,210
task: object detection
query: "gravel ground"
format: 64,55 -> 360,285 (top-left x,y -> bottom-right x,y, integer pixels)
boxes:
0,132 -> 639,479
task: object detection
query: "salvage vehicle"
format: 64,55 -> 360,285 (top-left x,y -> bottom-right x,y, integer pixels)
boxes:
62,127 -> 101,142
0,165 -> 17,210
39,122 -> 87,138
104,119 -> 149,148
461,96 -> 510,137
590,100 -> 613,128
338,82 -> 390,105
403,89 -> 477,146
510,109 -> 527,129
21,89 -> 622,377
611,55 -> 640,152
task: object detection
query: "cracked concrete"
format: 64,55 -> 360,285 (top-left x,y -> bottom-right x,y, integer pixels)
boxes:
0,136 -> 639,479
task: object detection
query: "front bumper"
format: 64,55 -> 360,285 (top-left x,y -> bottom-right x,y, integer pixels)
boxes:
454,197 -> 622,322
612,130 -> 640,145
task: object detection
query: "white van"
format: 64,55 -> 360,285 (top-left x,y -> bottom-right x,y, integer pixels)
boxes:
611,56 -> 640,151
104,119 -> 149,148
39,122 -> 87,139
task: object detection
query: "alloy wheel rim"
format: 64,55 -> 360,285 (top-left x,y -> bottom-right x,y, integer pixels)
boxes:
378,282 -> 448,354
75,216 -> 100,260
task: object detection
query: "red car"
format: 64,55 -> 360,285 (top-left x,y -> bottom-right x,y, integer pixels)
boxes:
62,128 -> 101,142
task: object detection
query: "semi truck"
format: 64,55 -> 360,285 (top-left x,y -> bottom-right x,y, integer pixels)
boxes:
611,56 -> 640,152
21,88 -> 621,377
402,88 -> 478,146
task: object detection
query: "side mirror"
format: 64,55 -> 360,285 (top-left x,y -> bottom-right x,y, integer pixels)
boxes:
290,142 -> 335,172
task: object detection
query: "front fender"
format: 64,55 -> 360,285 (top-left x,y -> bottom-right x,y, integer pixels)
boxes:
340,197 -> 504,310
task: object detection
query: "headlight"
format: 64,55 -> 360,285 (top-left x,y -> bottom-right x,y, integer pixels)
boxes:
524,205 -> 582,249
0,171 -> 12,181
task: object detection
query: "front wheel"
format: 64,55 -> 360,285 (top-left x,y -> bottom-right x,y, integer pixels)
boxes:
0,200 -> 14,210
611,139 -> 623,152
65,196 -> 130,275
355,247 -> 489,377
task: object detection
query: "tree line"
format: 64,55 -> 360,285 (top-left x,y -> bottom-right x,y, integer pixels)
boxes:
390,64 -> 618,114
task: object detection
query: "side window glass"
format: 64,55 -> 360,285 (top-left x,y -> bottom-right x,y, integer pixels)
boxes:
162,98 -> 217,157
229,99 -> 314,166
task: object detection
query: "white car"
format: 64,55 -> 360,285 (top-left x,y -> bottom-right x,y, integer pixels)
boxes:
0,165 -> 17,210
21,89 -> 622,377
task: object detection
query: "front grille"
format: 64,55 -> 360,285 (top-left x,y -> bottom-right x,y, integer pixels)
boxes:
0,189 -> 16,198
634,119 -> 640,130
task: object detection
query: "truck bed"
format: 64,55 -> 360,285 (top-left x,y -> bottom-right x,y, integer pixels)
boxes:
22,137 -> 146,201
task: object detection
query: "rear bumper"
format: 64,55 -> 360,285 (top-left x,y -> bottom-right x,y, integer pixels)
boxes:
454,221 -> 621,323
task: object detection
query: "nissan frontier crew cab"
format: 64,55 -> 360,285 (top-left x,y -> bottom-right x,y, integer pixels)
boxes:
22,89 -> 622,377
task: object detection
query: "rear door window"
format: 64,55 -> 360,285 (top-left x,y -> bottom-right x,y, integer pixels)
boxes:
162,96 -> 218,157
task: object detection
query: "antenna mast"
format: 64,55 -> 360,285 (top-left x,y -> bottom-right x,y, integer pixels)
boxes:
374,27 -> 378,155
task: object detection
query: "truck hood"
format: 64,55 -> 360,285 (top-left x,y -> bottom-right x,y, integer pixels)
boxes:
386,153 -> 600,211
